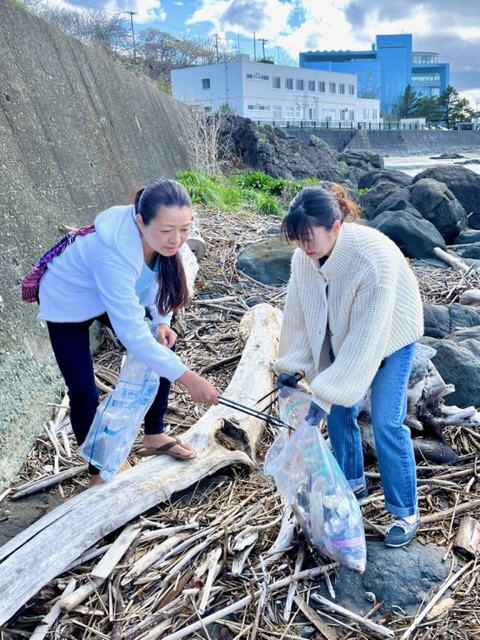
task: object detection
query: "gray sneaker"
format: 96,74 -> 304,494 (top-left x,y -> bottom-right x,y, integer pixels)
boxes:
384,517 -> 420,548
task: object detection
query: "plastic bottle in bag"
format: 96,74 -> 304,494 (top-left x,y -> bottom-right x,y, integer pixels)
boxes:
78,351 -> 159,481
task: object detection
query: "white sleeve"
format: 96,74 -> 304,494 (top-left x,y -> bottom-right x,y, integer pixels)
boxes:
92,255 -> 187,381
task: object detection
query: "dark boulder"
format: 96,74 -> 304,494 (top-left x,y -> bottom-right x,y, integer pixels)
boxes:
453,229 -> 480,244
423,302 -> 480,339
422,327 -> 480,408
236,236 -> 294,286
357,169 -> 413,190
374,193 -> 423,220
408,178 -> 467,243
358,181 -> 400,220
339,149 -> 384,171
219,115 -> 350,183
373,180 -> 467,243
450,242 -> 480,260
412,165 -> 480,228
368,210 -> 446,259
319,541 -> 449,616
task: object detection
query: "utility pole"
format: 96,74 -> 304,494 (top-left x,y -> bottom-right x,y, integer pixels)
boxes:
214,33 -> 219,63
126,11 -> 137,64
260,38 -> 268,60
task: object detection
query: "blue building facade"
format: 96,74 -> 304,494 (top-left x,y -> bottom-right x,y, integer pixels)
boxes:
300,34 -> 450,115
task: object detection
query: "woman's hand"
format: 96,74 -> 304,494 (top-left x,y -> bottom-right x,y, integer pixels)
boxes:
157,323 -> 177,348
177,369 -> 219,405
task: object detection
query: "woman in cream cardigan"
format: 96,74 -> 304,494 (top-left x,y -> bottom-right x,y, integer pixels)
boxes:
275,183 -> 424,547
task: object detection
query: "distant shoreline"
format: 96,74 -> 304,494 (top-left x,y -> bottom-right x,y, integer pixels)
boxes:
384,152 -> 480,176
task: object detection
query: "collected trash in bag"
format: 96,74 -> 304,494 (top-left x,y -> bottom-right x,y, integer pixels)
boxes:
264,387 -> 367,572
79,349 -> 159,482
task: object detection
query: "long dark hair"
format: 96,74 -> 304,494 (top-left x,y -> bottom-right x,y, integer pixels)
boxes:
281,183 -> 360,243
134,178 -> 191,316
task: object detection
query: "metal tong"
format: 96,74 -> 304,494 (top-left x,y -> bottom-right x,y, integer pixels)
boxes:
217,396 -> 290,429
253,370 -> 306,413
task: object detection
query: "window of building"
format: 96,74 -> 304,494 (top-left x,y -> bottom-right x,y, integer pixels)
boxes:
340,109 -> 347,120
329,82 -> 336,93
296,105 -> 301,118
286,105 -> 295,118
201,78 -> 211,90
339,83 -> 345,94
285,78 -> 293,90
318,81 -> 326,93
272,76 -> 281,89
308,80 -> 316,92
247,103 -> 270,111
296,79 -> 304,91
349,110 -> 355,121
411,73 -> 441,82
273,105 -> 282,119
363,108 -> 369,119
348,84 -> 355,96
412,53 -> 439,64
372,109 -> 378,119
247,72 -> 270,80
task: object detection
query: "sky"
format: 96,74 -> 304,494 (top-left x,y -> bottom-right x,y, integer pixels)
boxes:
60,0 -> 480,109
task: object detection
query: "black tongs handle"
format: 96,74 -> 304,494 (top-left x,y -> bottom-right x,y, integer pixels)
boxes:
255,370 -> 306,407
218,396 -> 290,429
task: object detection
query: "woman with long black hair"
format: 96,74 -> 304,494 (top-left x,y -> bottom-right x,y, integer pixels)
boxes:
36,178 -> 218,486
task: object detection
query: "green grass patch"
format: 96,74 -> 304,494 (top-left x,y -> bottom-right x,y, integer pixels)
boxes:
176,170 -> 318,216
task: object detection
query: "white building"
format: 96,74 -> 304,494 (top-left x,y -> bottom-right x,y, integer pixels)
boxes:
171,54 -> 382,127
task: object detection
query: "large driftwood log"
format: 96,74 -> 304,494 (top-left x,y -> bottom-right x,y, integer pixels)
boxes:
0,303 -> 282,626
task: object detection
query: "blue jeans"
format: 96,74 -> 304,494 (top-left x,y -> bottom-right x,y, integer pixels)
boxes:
327,342 -> 417,518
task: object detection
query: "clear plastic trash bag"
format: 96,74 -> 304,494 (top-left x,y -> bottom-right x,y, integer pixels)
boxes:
78,351 -> 159,482
264,387 -> 367,572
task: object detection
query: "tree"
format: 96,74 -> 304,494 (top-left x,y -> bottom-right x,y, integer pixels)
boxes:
415,95 -> 442,124
393,85 -> 420,119
22,0 -> 129,54
439,86 -> 475,128
135,29 -> 235,90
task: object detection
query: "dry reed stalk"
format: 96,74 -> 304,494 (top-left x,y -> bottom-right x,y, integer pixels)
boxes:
2,208 -> 480,639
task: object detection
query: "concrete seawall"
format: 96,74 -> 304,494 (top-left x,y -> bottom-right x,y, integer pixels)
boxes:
0,1 -> 194,489
289,128 -> 480,156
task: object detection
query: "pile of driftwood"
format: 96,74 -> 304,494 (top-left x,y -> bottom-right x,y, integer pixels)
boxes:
1,209 -> 480,640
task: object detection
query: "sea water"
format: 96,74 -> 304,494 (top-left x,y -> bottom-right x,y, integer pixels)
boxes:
384,151 -> 480,177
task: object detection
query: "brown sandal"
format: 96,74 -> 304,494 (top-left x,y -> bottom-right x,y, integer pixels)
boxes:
137,437 -> 196,460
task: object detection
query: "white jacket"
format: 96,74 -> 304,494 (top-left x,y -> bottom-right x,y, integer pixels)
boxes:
274,223 -> 424,412
38,205 -> 187,382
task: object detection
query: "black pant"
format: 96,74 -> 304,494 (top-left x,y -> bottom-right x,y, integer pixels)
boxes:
47,315 -> 172,473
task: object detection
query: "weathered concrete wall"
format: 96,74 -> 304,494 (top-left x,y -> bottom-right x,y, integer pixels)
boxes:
0,0 -> 194,489
289,128 -> 480,155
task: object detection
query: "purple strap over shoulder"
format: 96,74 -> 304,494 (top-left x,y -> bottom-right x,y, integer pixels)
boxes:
21,224 -> 95,303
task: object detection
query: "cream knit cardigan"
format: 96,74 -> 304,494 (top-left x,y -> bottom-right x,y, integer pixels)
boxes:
274,222 -> 424,413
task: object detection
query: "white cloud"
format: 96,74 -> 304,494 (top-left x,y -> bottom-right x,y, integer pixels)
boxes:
122,0 -> 166,24
187,0 -> 294,40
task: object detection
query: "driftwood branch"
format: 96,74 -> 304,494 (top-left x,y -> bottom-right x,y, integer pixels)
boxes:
433,247 -> 470,272
0,303 -> 282,626
311,593 -> 395,639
